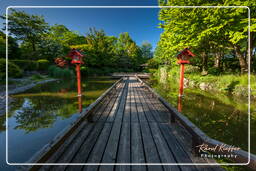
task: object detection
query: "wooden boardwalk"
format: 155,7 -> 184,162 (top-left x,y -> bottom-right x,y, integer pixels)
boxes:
28,77 -> 227,171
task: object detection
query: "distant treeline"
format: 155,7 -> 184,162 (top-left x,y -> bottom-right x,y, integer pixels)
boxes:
0,9 -> 153,78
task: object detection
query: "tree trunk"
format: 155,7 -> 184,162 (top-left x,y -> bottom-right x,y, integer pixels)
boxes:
214,52 -> 222,68
233,44 -> 248,74
201,51 -> 208,75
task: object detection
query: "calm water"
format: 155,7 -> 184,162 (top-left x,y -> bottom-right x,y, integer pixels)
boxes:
148,79 -> 255,155
0,77 -> 117,170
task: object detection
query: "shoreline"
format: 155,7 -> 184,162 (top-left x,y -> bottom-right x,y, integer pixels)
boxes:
0,79 -> 58,116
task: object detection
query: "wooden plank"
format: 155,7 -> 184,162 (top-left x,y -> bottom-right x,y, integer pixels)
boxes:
106,79 -> 127,122
98,79 -> 129,171
149,122 -> 180,171
39,83 -> 124,171
159,123 -> 198,171
131,122 -> 146,171
123,80 -> 131,123
135,83 -> 157,122
132,81 -> 163,171
140,123 -> 163,171
38,91 -> 113,170
130,81 -> 139,123
82,123 -> 112,171
133,82 -> 147,123
25,78 -> 124,171
52,81 -> 126,171
115,122 -> 131,171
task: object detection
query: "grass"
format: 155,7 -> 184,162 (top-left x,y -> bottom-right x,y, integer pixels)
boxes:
154,66 -> 256,97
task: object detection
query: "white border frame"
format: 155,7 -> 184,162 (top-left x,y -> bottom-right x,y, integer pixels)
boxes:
5,5 -> 251,166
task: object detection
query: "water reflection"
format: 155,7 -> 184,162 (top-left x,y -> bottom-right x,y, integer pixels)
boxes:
150,80 -> 255,154
78,95 -> 83,113
14,98 -> 56,133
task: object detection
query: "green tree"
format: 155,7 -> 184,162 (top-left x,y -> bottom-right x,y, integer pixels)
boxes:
0,31 -> 20,59
156,0 -> 256,74
140,41 -> 153,59
116,32 -> 143,70
2,9 -> 49,53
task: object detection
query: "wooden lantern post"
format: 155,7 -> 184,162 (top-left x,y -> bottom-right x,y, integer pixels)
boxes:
177,48 -> 195,97
68,48 -> 84,97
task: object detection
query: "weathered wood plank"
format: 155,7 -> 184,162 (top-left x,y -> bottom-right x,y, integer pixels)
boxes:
132,81 -> 163,171
115,122 -> 131,171
133,82 -> 147,123
123,79 -> 131,123
135,83 -> 157,122
131,122 -> 146,171
149,122 -> 180,171
130,82 -> 139,123
82,123 -> 112,171
55,82 -> 126,171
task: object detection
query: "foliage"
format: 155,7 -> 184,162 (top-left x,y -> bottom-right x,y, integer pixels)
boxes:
140,41 -> 153,59
1,9 -> 49,53
37,59 -> 50,70
30,73 -> 44,80
10,60 -> 38,71
155,0 -> 256,74
0,31 -> 21,59
0,58 -> 23,79
48,65 -> 74,79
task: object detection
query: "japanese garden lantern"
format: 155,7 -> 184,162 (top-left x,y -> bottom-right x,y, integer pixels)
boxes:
177,48 -> 195,97
68,48 -> 84,64
68,48 -> 84,97
177,48 -> 195,64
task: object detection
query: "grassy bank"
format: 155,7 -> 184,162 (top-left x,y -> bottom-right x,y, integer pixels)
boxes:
150,66 -> 256,98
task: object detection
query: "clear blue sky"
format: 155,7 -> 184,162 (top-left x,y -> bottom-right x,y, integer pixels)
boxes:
0,0 -> 162,49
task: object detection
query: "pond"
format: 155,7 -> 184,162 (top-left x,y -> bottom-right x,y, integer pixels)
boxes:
0,77 -> 117,170
147,78 -> 256,156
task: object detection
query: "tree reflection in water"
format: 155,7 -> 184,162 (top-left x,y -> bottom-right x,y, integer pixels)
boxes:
14,98 -> 57,133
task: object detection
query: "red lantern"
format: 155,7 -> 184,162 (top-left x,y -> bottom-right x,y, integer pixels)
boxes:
177,48 -> 195,64
68,48 -> 84,64
177,48 -> 195,97
67,48 -> 84,97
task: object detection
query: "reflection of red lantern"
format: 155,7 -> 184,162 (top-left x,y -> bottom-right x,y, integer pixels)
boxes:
176,48 -> 195,97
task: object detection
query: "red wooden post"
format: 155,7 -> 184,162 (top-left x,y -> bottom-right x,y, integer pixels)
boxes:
178,92 -> 182,112
68,48 -> 84,97
176,48 -> 195,97
76,64 -> 82,96
179,64 -> 185,97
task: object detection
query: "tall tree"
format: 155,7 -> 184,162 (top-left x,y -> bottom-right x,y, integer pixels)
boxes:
1,9 -> 49,53
140,41 -> 153,59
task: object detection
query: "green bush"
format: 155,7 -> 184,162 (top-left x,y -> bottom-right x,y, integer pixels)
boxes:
0,59 -> 23,79
31,73 -> 43,80
48,65 -> 74,79
208,67 -> 222,75
10,60 -> 38,71
37,59 -> 50,70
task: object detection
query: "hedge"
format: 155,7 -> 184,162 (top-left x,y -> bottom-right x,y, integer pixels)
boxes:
9,59 -> 50,71
10,60 -> 38,71
0,59 -> 23,79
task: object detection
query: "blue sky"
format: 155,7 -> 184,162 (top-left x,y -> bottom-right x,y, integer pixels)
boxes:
0,0 -> 162,49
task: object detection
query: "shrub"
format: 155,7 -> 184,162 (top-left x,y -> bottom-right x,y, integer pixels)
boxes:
31,73 -> 43,80
208,67 -> 222,75
185,65 -> 200,74
37,59 -> 50,71
0,59 -> 23,79
48,65 -> 74,79
10,60 -> 38,71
